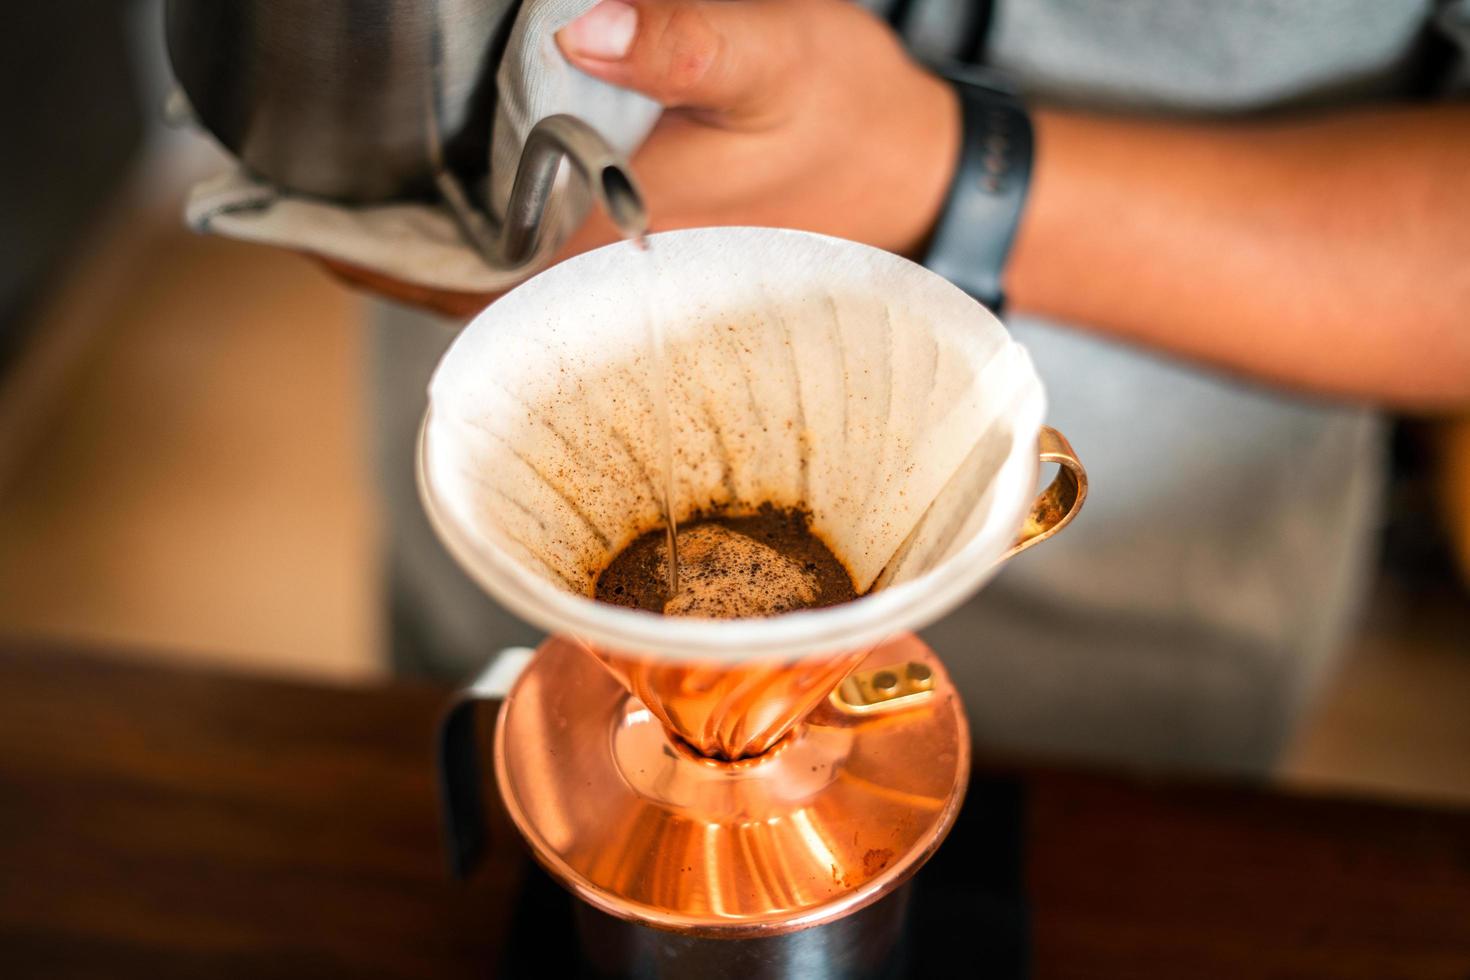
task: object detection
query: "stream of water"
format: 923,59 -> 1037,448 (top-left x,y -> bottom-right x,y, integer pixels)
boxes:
633,236 -> 680,596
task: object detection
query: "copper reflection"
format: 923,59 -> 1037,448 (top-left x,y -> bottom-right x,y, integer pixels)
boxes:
588,643 -> 871,760
494,634 -> 969,937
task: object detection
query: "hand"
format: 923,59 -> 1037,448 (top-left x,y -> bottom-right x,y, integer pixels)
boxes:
557,0 -> 959,258
321,0 -> 959,316
317,257 -> 496,319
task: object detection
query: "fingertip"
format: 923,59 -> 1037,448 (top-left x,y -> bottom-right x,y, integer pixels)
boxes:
558,0 -> 639,64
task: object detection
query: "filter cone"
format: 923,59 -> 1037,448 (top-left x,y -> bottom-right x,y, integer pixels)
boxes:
420,228 -> 1048,756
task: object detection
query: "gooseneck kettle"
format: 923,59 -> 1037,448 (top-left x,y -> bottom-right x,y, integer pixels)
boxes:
164,0 -> 647,271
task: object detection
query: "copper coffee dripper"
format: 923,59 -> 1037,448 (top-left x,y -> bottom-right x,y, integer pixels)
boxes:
423,228 -> 1086,975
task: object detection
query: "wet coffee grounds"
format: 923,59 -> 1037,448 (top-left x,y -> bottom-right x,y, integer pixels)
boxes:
595,504 -> 859,618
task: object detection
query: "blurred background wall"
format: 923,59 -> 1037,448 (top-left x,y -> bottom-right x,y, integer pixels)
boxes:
0,1 -> 379,680
0,1 -> 1464,800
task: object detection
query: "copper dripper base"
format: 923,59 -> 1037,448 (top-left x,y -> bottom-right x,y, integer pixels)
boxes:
493,634 -> 970,938
587,644 -> 872,760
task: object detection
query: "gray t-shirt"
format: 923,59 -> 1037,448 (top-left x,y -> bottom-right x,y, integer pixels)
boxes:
882,0 -> 1469,770
379,0 -> 1470,773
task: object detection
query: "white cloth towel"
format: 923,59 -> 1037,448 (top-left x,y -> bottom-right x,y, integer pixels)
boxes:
183,0 -> 660,293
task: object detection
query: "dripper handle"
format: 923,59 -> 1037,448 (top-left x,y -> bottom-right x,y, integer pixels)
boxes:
436,646 -> 534,879
1004,425 -> 1088,559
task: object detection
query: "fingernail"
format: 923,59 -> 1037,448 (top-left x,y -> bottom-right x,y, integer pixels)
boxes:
560,1 -> 638,61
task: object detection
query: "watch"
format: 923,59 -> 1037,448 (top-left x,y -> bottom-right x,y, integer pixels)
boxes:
921,67 -> 1034,314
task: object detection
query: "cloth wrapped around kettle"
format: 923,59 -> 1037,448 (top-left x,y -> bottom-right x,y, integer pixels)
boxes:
176,0 -> 660,293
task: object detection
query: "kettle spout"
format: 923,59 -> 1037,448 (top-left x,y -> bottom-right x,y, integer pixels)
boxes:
496,114 -> 648,269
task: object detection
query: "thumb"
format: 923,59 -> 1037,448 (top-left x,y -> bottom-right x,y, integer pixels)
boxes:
556,0 -> 799,114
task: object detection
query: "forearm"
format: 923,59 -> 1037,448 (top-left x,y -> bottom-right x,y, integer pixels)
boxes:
1005,105 -> 1470,410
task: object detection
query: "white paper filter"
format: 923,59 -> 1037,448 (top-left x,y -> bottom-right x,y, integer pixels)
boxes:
420,228 -> 1046,663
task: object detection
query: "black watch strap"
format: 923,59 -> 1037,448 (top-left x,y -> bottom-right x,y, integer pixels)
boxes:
921,69 -> 1034,314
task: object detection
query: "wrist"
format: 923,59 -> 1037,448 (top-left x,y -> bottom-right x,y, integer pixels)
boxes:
920,70 -> 1035,312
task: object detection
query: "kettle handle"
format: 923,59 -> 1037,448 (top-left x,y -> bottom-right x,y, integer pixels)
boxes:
436,646 -> 535,879
1003,425 -> 1088,560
